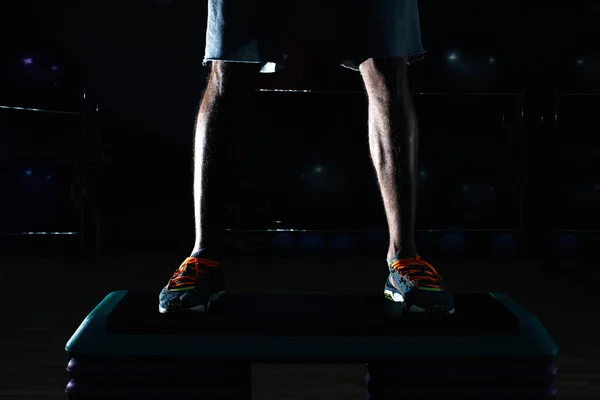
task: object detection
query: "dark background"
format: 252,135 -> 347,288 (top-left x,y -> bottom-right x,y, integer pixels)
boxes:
2,1 -> 600,398
1,0 -> 599,263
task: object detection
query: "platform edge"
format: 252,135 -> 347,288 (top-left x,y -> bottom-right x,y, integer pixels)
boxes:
65,290 -> 129,354
489,292 -> 559,358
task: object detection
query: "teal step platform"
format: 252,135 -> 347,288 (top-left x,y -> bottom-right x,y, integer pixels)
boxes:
65,291 -> 558,399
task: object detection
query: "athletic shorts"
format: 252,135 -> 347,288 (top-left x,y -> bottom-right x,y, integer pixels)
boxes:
203,0 -> 426,72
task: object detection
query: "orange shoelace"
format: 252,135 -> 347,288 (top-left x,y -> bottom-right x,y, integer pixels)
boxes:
389,256 -> 443,290
167,257 -> 220,290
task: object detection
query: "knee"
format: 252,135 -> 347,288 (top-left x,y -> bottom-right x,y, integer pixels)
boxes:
359,57 -> 410,102
208,61 -> 262,94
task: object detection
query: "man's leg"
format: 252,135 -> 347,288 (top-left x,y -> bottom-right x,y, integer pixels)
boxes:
360,57 -> 455,313
193,61 -> 262,254
360,57 -> 418,260
159,61 -> 261,313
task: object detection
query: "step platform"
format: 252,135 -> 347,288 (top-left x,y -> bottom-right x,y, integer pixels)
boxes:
65,291 -> 558,399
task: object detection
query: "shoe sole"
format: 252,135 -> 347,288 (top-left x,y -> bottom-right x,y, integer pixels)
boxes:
384,281 -> 455,315
158,290 -> 226,314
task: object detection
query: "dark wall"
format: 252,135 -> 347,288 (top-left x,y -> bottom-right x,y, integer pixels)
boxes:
1,1 -> 599,257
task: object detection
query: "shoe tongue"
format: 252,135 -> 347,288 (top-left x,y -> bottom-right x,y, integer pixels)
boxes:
387,250 -> 418,265
178,259 -> 197,276
190,248 -> 222,262
386,250 -> 401,264
190,249 -> 207,259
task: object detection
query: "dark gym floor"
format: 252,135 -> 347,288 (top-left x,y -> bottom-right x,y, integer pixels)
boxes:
1,253 -> 599,399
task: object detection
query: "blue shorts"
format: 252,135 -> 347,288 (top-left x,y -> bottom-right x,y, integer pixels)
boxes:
203,0 -> 426,72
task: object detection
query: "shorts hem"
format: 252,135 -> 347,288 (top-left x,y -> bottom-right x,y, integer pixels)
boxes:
340,50 -> 427,71
202,59 -> 264,66
203,50 -> 427,73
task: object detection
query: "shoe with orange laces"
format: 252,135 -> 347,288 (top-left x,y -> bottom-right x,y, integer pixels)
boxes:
384,251 -> 455,314
158,250 -> 225,314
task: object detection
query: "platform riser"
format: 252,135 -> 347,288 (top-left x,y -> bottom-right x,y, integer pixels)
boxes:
66,360 -> 558,400
66,379 -> 252,399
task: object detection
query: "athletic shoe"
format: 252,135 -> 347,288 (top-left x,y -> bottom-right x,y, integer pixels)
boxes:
158,252 -> 225,314
384,252 -> 455,314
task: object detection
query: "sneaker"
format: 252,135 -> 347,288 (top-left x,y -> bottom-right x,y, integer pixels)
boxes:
384,252 -> 455,314
158,252 -> 225,314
